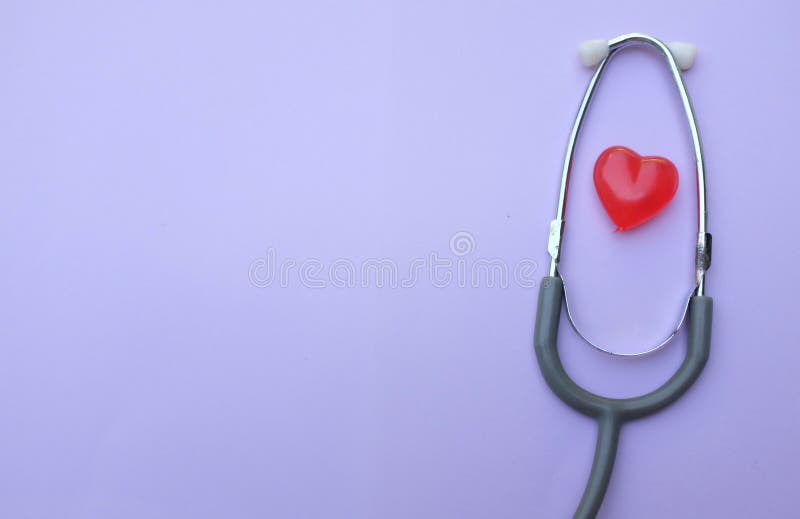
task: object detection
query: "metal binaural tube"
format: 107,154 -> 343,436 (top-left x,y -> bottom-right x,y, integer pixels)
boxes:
547,33 -> 708,295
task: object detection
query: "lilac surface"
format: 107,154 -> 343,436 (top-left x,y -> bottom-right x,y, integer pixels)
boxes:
1,1 -> 799,518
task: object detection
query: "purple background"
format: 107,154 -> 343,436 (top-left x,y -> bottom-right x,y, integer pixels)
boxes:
2,1 -> 799,518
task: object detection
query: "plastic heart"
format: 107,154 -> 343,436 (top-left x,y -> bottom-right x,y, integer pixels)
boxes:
593,146 -> 679,231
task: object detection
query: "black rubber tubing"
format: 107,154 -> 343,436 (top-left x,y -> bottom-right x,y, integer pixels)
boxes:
534,276 -> 712,519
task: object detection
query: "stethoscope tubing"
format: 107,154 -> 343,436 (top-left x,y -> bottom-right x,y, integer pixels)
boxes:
534,276 -> 712,518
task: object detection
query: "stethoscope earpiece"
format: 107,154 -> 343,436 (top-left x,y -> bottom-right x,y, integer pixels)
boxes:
667,41 -> 698,70
578,39 -> 610,67
579,38 -> 697,70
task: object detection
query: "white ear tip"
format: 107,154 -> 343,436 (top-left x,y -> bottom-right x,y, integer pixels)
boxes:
668,42 -> 697,70
579,40 -> 609,67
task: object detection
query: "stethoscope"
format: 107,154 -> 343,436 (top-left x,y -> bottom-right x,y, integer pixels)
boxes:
534,34 -> 713,518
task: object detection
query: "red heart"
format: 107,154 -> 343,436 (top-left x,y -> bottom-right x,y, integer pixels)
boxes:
593,146 -> 679,231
